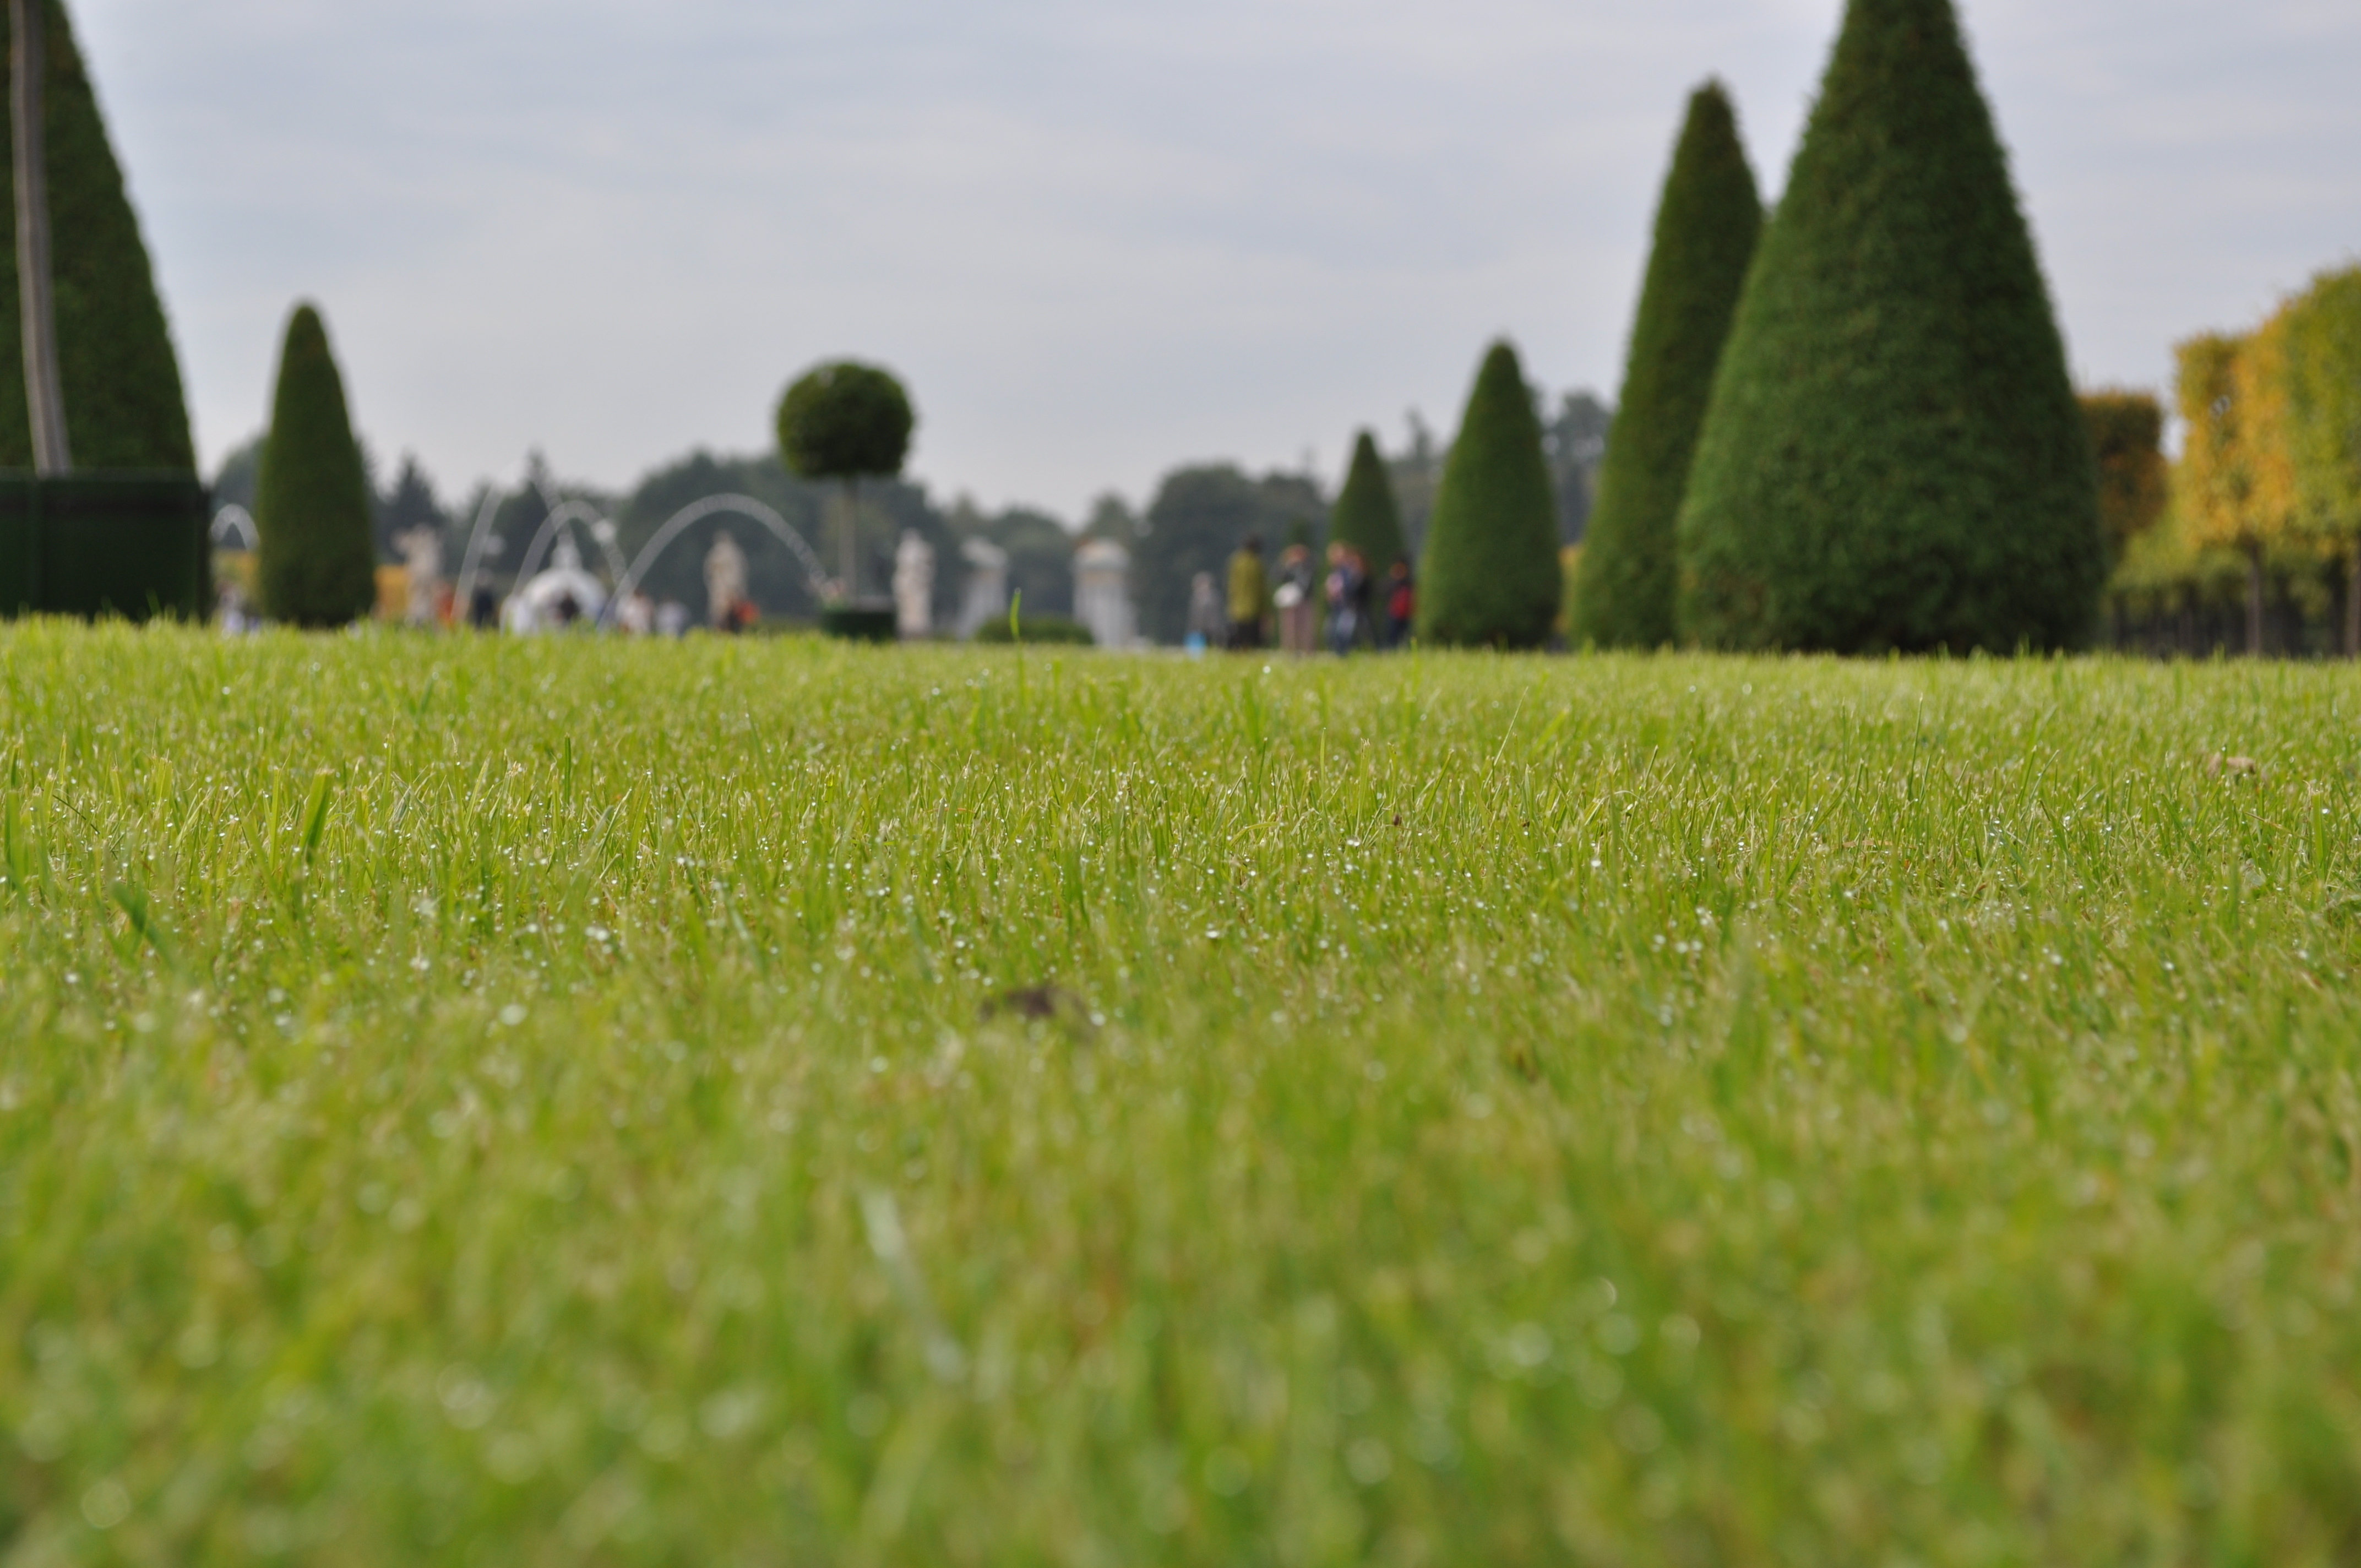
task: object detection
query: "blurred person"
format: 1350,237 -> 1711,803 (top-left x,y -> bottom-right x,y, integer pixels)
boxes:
1275,542 -> 1316,656
1185,571 -> 1222,656
1383,559 -> 1416,649
1226,535 -> 1267,651
1326,543 -> 1366,656
215,577 -> 253,634
656,598 -> 692,638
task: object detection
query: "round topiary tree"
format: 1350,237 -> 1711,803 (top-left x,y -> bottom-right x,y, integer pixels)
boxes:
254,303 -> 375,627
1675,0 -> 2103,653
1330,429 -> 1407,581
1572,80 -> 1760,649
1416,340 -> 1561,648
775,360 -> 914,600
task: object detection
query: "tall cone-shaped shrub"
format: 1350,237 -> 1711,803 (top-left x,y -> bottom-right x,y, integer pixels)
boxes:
1330,431 -> 1406,577
1571,80 -> 1760,648
1417,340 -> 1560,647
1675,0 -> 2102,652
255,304 -> 375,627
0,0 -> 192,469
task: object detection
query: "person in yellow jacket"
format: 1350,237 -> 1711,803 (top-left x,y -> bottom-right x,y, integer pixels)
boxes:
1226,535 -> 1267,651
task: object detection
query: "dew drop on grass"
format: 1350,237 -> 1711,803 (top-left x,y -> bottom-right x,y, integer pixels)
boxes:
79,1479 -> 130,1531
1505,1322 -> 1552,1369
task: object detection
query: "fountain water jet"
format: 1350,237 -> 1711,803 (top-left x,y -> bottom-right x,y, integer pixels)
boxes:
602,494 -> 831,626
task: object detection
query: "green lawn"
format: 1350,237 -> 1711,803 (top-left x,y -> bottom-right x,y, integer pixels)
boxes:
3,623 -> 2358,1565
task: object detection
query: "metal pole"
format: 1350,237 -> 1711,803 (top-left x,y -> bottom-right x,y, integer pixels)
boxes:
11,0 -> 69,473
841,477 -> 858,600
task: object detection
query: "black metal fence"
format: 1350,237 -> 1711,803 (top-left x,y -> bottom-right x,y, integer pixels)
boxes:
2106,569 -> 2358,660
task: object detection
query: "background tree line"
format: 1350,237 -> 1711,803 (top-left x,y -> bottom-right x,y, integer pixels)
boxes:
1892,364 -> 2361,662
2103,265 -> 2361,657
210,386 -> 1612,639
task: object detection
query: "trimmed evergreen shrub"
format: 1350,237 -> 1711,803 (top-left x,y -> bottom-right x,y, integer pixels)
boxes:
1675,0 -> 2103,652
1416,341 -> 1561,648
0,0 -> 192,470
972,613 -> 1094,646
1329,430 -> 1407,578
1572,81 -> 1760,648
775,361 -> 913,482
255,304 -> 376,627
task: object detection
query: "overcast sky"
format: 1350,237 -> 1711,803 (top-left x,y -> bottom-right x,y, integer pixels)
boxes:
75,0 -> 2361,521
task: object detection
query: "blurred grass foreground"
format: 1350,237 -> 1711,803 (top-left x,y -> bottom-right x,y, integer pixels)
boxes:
3,623 -> 2358,1565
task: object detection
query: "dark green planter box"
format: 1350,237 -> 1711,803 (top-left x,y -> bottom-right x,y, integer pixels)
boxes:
0,472 -> 210,620
820,603 -> 897,643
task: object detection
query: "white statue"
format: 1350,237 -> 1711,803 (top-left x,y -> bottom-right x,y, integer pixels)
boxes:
704,529 -> 749,630
396,525 -> 443,625
1073,538 -> 1133,649
955,537 -> 1009,639
893,529 -> 935,640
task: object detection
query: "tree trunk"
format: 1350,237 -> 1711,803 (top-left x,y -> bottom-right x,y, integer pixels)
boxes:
2346,543 -> 2360,659
839,477 -> 859,600
10,0 -> 68,473
2244,542 -> 2265,658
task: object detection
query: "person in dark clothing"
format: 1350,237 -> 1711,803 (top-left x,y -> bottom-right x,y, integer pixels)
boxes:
1383,559 -> 1415,649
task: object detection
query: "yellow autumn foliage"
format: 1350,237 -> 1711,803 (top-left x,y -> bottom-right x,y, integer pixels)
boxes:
2174,320 -> 2298,558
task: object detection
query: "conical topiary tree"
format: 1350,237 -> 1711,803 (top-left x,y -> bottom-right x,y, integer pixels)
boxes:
0,0 -> 192,470
1571,80 -> 1760,649
255,304 -> 376,627
1416,340 -> 1560,647
1675,0 -> 2103,652
1330,430 -> 1407,579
